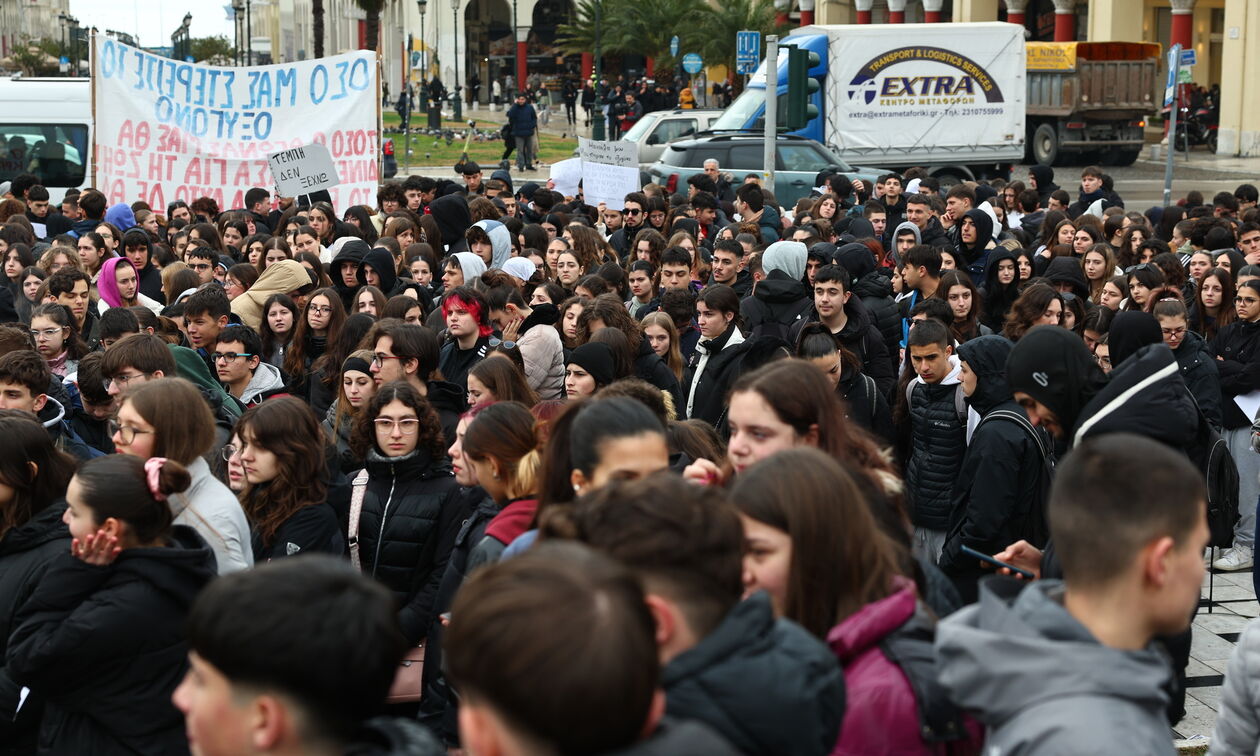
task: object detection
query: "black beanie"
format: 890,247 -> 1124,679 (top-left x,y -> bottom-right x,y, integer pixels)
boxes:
1107,311 -> 1162,368
1005,325 -> 1106,433
568,342 -> 616,388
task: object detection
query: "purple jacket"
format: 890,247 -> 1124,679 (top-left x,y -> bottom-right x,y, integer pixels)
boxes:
828,579 -> 982,755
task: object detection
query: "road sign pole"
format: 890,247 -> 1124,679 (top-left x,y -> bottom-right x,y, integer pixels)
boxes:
1163,44 -> 1181,208
763,35 -> 777,198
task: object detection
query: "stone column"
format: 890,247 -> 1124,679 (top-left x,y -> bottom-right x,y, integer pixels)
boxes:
1216,0 -> 1260,156
1004,0 -> 1027,26
887,0 -> 906,23
922,0 -> 944,23
855,0 -> 873,24
1052,0 -> 1075,41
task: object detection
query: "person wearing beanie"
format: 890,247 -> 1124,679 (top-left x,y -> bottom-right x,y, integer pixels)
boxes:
740,241 -> 812,341
565,342 -> 615,399
1044,256 -> 1092,302
1106,311 -> 1162,370
939,335 -> 1052,603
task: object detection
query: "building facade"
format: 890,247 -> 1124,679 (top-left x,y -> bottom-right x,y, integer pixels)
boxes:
0,0 -> 71,57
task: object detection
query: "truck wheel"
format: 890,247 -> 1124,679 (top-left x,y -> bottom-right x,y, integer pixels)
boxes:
1207,131 -> 1218,154
1032,123 -> 1058,166
931,169 -> 969,188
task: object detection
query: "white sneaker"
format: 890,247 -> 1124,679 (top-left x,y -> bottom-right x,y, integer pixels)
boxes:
1205,547 -> 1216,567
1213,546 -> 1254,572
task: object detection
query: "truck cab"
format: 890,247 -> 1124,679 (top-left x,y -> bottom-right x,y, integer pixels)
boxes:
0,77 -> 92,205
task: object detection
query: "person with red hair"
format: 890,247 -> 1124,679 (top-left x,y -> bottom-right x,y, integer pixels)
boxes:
439,285 -> 494,391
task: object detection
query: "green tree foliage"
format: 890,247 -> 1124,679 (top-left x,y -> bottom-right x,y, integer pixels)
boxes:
189,35 -> 236,64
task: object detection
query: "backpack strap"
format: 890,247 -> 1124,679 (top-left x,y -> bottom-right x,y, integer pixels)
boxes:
878,608 -> 970,743
977,409 -> 1051,462
347,469 -> 370,572
862,373 -> 878,423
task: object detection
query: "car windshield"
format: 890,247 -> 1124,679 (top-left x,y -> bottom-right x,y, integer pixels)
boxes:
713,89 -> 764,130
660,145 -> 690,166
622,113 -> 659,142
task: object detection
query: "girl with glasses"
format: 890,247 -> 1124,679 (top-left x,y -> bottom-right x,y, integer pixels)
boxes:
28,303 -> 88,378
234,397 -> 343,563
111,377 -> 253,574
349,380 -> 462,646
283,287 -> 346,386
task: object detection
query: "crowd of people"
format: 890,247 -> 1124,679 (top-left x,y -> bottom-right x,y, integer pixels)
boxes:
0,158 -> 1258,755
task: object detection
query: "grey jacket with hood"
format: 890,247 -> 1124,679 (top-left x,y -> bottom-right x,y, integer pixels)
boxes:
935,578 -> 1176,756
239,360 -> 286,406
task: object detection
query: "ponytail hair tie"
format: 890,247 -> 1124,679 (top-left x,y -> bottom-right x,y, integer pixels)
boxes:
144,457 -> 169,501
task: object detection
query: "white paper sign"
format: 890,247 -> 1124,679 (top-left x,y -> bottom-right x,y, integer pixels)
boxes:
92,36 -> 379,211
578,137 -> 639,167
1234,389 -> 1260,421
549,158 -> 582,198
268,143 -> 341,197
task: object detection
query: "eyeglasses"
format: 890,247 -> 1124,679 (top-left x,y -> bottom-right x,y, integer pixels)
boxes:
212,351 -> 255,362
1161,327 -> 1187,338
489,337 -> 517,349
221,444 -> 239,461
103,372 -> 148,392
109,421 -> 153,445
309,305 -> 333,314
374,418 -> 421,434
189,263 -> 212,271
29,327 -> 63,340
371,353 -> 403,367
1236,296 -> 1260,305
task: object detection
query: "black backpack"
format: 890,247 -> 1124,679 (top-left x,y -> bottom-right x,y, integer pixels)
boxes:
1186,398 -> 1240,548
878,607 -> 971,745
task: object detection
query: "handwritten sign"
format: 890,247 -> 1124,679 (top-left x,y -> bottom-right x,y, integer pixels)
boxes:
92,36 -> 379,211
577,137 -> 640,210
268,143 -> 341,196
548,157 -> 582,198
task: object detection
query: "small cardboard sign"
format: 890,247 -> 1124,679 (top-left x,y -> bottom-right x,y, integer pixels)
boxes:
267,143 -> 341,197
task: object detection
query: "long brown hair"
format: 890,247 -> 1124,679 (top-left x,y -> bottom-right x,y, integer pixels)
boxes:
235,397 -> 329,546
732,448 -> 905,638
1002,282 -> 1061,342
470,356 -> 539,407
1196,267 -> 1236,340
933,270 -> 983,343
463,401 -> 541,501
0,410 -> 76,539
640,311 -> 683,382
730,360 -> 900,496
284,287 -> 347,377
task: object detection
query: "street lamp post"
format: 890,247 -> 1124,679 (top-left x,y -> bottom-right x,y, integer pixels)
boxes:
246,0 -> 252,65
232,0 -> 244,65
452,0 -> 462,120
417,0 -> 426,82
512,0 -> 519,93
592,0 -> 604,140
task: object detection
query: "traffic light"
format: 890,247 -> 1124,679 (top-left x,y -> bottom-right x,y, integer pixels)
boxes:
784,46 -> 821,131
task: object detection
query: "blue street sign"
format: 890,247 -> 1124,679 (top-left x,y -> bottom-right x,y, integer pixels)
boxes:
1180,48 -> 1197,67
736,30 -> 761,75
1164,44 -> 1180,106
670,35 -> 680,58
682,53 -> 703,74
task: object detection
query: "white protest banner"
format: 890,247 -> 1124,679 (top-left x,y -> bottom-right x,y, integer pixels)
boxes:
92,36 -> 378,212
548,157 -> 582,198
577,137 -> 640,210
577,137 -> 638,167
268,143 -> 341,197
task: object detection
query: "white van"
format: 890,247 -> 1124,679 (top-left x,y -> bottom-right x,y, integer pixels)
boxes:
0,77 -> 92,204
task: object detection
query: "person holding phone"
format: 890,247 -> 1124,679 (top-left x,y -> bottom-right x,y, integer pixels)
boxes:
937,336 -> 1052,603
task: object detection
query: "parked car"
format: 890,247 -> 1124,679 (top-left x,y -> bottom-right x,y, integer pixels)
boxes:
620,109 -> 724,166
646,133 -> 883,208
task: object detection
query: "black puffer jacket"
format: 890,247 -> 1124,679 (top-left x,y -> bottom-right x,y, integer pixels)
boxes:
662,592 -> 845,756
0,505 -> 69,755
6,526 -> 215,756
905,373 -> 967,531
791,296 -> 896,399
834,244 -> 900,350
839,363 -> 894,443
355,448 -> 463,643
940,336 -> 1052,603
427,379 -> 468,447
1173,330 -> 1223,430
1210,319 -> 1260,430
682,326 -> 749,431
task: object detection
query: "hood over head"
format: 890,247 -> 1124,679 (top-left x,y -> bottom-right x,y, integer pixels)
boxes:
105,202 -> 136,231
357,247 -> 399,293
96,256 -> 136,309
490,169 -> 513,193
956,335 -> 1015,414
762,240 -> 807,282
452,251 -> 487,281
1044,256 -> 1090,299
847,216 -> 876,241
1005,325 -> 1106,434
834,242 -> 876,280
1029,164 -> 1056,190
473,219 -> 511,270
428,194 -> 472,250
1107,311 -> 1162,368
960,208 -> 994,258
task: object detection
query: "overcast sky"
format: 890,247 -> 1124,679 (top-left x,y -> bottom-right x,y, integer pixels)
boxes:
70,0 -> 236,49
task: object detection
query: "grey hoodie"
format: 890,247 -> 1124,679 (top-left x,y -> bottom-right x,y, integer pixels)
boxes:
239,361 -> 286,406
935,579 -> 1176,756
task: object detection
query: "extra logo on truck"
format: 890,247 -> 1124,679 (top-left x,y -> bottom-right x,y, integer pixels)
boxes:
847,46 -> 1004,106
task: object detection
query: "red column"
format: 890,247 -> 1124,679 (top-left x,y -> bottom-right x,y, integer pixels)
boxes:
1054,11 -> 1074,41
776,11 -> 790,25
889,10 -> 904,22
581,52 -> 592,80
800,9 -> 814,24
856,10 -> 871,23
646,57 -> 655,77
517,41 -> 528,86
1171,11 -> 1193,52
1007,10 -> 1025,24
925,10 -> 942,22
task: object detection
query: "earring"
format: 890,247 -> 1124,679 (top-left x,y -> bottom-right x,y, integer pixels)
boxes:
573,484 -> 580,492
